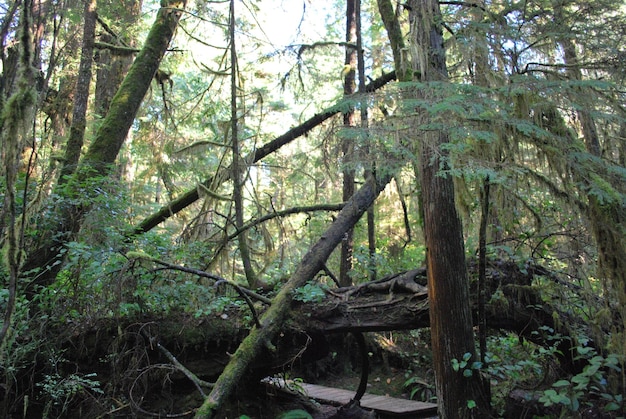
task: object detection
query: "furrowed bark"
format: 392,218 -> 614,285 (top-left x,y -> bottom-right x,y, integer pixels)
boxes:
409,0 -> 490,416
193,173 -> 393,418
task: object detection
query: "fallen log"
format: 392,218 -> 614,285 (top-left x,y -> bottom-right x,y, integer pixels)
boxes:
36,260 -> 594,418
194,173 -> 394,417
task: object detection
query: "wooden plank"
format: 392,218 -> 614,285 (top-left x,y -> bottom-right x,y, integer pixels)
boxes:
264,379 -> 437,416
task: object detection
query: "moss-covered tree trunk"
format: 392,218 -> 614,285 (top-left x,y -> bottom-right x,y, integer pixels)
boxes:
0,0 -> 37,354
94,0 -> 143,118
194,173 -> 393,418
22,0 -> 187,291
553,1 -> 626,337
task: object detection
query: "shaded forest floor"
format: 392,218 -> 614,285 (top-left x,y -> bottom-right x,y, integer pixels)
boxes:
4,260 -> 623,418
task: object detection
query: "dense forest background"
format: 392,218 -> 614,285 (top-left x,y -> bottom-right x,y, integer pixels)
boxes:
1,0 -> 625,418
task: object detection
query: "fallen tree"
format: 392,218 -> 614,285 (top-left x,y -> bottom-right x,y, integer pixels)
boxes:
23,259 -> 598,418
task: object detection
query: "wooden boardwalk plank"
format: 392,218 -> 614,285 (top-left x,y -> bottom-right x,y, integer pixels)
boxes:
264,379 -> 437,416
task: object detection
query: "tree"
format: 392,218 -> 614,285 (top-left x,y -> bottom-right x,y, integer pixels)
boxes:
58,0 -> 97,182
407,0 -> 489,416
21,0 -> 188,291
194,173 -> 393,418
0,0 -> 37,353
339,0 -> 357,287
2,0 -> 625,416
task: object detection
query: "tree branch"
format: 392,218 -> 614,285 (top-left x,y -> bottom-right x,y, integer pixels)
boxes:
130,71 -> 396,236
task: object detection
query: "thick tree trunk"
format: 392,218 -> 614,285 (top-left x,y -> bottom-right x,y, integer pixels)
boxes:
21,0 -> 187,292
194,173 -> 393,418
408,0 -> 489,417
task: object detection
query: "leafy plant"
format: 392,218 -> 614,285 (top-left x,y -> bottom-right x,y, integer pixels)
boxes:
293,282 -> 326,303
403,375 -> 435,401
39,372 -> 103,418
539,349 -> 623,413
451,352 -> 483,378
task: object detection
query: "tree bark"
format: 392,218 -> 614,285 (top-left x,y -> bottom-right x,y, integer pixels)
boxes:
339,0 -> 357,287
194,173 -> 393,418
58,0 -> 96,181
21,0 -> 187,291
408,0 -> 489,416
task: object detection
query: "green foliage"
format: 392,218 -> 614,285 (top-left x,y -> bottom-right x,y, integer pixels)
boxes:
451,352 -> 482,378
538,346 -> 623,414
403,375 -> 435,401
39,372 -> 103,418
277,410 -> 313,419
293,282 -> 326,303
0,292 -> 39,399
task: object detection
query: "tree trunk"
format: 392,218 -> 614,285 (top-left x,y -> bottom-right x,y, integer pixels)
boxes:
0,0 -> 37,355
194,173 -> 393,418
339,0 -> 357,287
553,0 -> 626,331
229,0 -> 258,288
21,0 -> 187,292
408,0 -> 489,416
94,0 -> 143,118
58,0 -> 96,181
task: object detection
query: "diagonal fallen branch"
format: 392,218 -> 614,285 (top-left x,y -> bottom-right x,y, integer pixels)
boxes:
193,173 -> 394,418
130,71 -> 396,236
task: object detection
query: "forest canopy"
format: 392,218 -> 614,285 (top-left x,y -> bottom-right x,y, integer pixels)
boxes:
1,0 -> 625,417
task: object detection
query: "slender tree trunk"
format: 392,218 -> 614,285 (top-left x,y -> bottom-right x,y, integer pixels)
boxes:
58,0 -> 96,181
408,0 -> 489,416
355,0 -> 376,281
0,1 -> 21,107
194,173 -> 393,418
339,0 -> 357,287
21,0 -> 188,291
229,0 -> 257,288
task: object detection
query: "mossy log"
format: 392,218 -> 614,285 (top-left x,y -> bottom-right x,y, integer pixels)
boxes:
194,173 -> 394,418
48,260 -> 596,418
